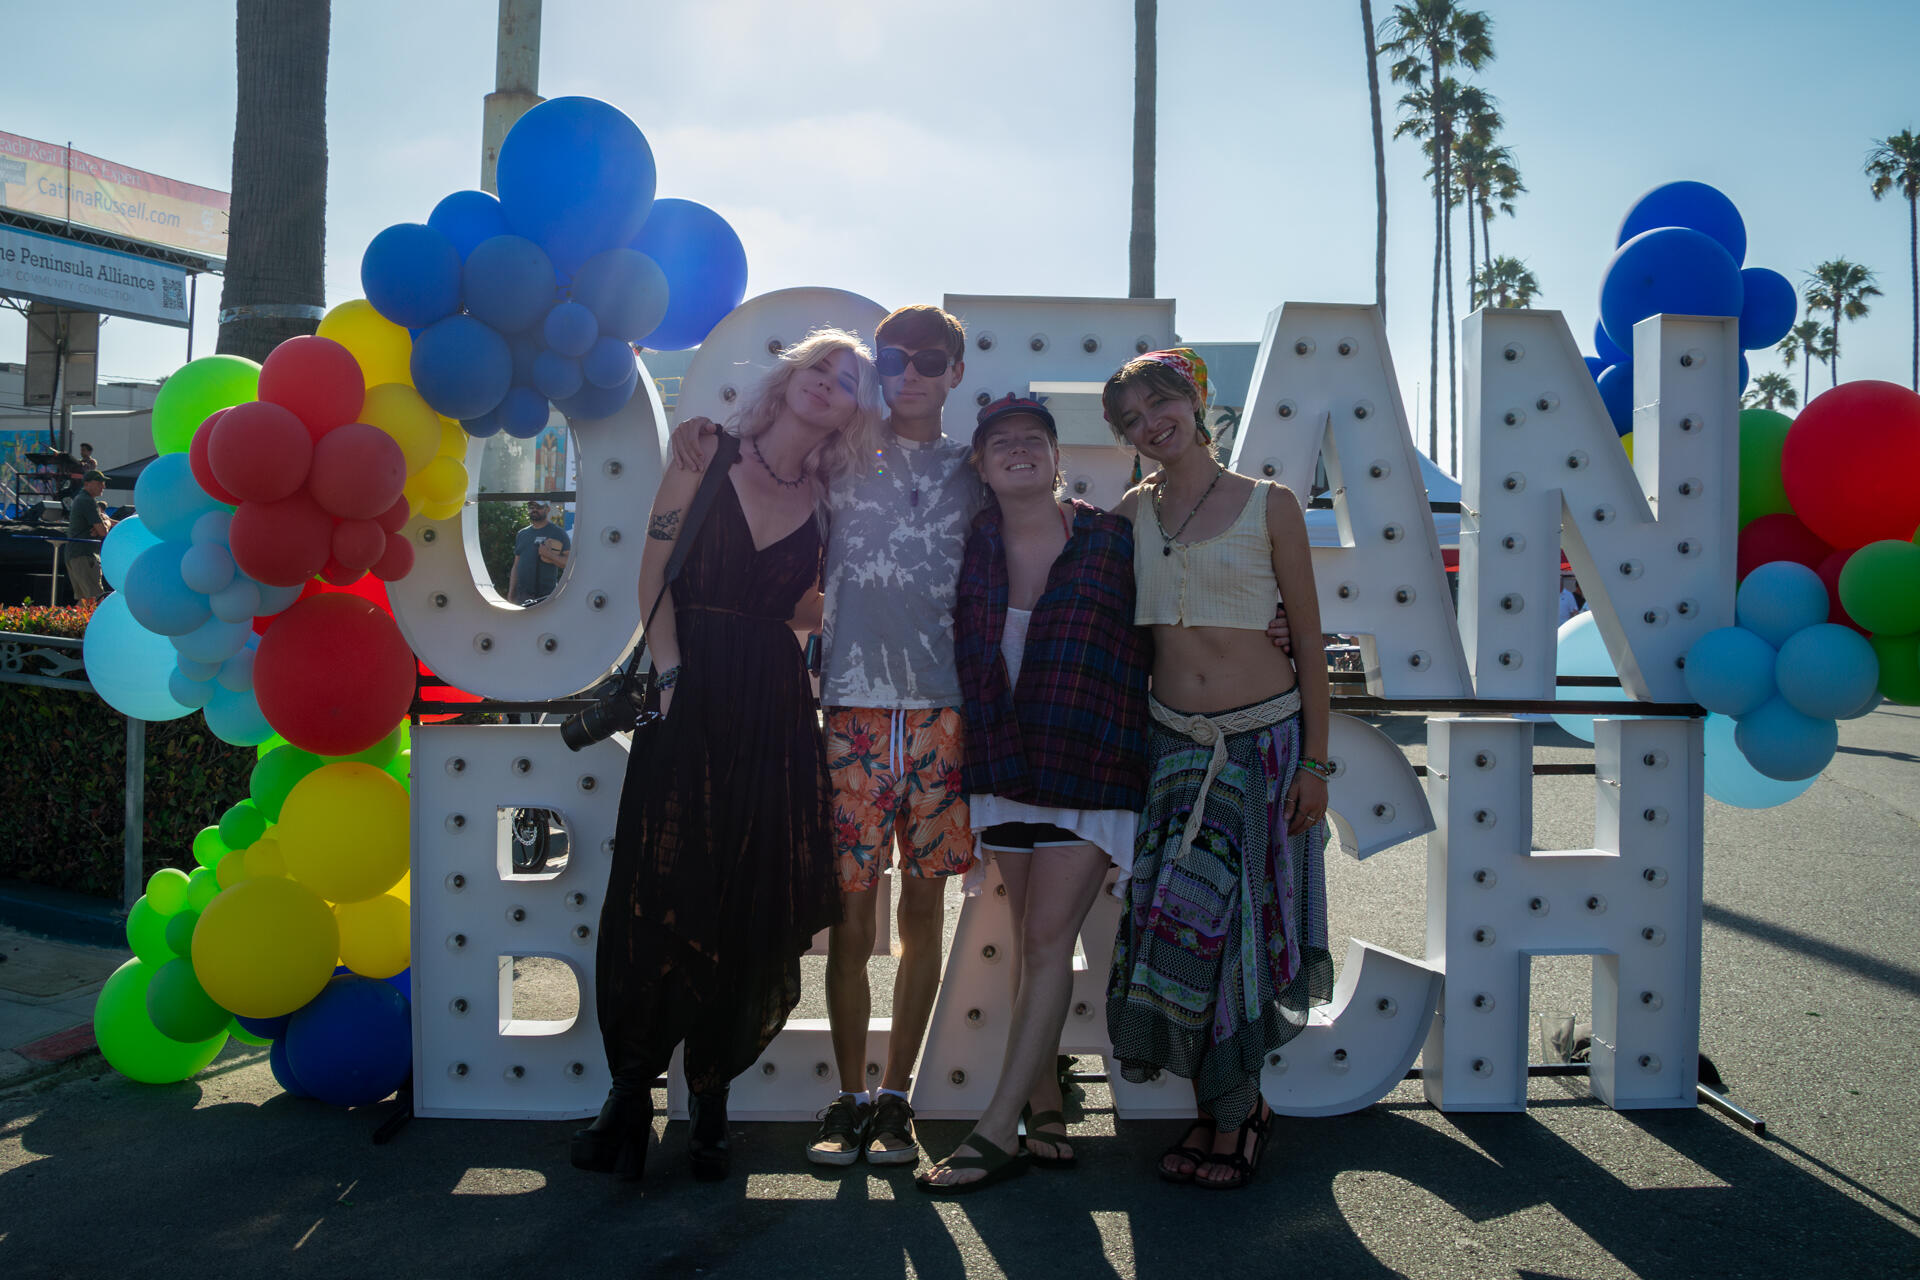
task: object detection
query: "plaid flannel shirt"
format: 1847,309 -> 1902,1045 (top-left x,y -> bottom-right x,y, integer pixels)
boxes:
955,500 -> 1151,810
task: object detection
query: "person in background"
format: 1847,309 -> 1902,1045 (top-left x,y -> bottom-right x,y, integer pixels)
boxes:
508,499 -> 571,603
65,469 -> 110,605
1558,573 -> 1584,625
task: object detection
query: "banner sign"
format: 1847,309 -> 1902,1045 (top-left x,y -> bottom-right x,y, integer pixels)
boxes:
0,223 -> 190,327
0,131 -> 228,261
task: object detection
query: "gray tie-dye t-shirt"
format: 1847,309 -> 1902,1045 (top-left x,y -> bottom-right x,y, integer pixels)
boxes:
820,429 -> 986,709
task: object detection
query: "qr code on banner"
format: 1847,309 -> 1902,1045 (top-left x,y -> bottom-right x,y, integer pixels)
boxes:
161,277 -> 185,311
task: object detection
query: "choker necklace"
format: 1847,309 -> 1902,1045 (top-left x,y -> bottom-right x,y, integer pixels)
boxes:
1152,465 -> 1226,556
753,439 -> 805,489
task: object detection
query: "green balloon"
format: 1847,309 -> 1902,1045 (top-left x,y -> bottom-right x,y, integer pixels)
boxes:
227,1017 -> 271,1047
186,866 -> 220,912
383,749 -> 411,791
327,721 -> 409,768
218,799 -> 269,851
146,956 -> 232,1043
256,732 -> 291,760
249,744 -> 324,822
163,908 -> 200,959
150,355 -> 260,455
1869,631 -> 1920,706
191,826 -> 230,870
94,959 -> 227,1083
1737,409 -> 1795,529
125,897 -> 178,965
1840,540 -> 1920,636
145,867 -> 192,917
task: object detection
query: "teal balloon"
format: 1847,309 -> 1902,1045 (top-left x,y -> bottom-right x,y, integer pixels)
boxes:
133,452 -> 226,543
1735,561 -> 1827,648
1703,712 -> 1813,808
101,516 -> 161,589
123,542 -> 211,637
1682,626 -> 1776,717
147,955 -> 231,1043
95,959 -> 227,1084
1734,695 -> 1837,781
1551,612 -> 1634,743
1775,624 -> 1878,720
85,594 -> 193,722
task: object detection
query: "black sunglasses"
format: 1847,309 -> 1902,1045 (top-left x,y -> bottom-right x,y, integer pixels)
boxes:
876,347 -> 952,378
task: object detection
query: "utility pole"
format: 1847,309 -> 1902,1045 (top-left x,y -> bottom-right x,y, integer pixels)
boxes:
1128,0 -> 1156,299
482,0 -> 543,192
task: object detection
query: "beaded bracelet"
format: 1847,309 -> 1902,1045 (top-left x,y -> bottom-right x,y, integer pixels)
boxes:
656,665 -> 682,691
1298,756 -> 1332,779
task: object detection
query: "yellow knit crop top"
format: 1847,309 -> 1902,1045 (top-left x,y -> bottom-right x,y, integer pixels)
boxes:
1134,479 -> 1281,629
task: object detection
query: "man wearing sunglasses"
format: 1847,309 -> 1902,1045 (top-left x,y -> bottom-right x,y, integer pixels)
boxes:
671,304 -> 981,1170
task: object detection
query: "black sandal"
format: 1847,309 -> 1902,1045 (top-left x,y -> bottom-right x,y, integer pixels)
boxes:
1157,1119 -> 1214,1185
914,1131 -> 1029,1196
1195,1106 -> 1273,1191
1020,1106 -> 1078,1170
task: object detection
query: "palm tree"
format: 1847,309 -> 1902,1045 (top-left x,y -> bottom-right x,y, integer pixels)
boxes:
1742,372 -> 1797,412
1805,259 -> 1881,386
216,0 -> 330,362
1777,319 -> 1833,406
1129,0 -> 1155,298
1362,0 -> 1387,322
1471,144 -> 1523,267
1472,255 -> 1540,309
1382,0 -> 1493,462
1866,130 -> 1920,389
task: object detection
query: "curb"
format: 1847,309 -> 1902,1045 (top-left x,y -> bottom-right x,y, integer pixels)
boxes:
0,881 -> 124,949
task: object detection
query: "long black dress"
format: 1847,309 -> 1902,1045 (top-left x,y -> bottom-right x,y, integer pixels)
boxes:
595,469 -> 839,1094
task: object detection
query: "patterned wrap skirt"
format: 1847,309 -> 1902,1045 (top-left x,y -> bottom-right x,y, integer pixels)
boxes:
1105,689 -> 1333,1130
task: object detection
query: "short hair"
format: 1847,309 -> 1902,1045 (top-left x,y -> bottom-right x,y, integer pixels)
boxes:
79,442 -> 93,452
728,328 -> 884,484
875,305 -> 966,362
1101,356 -> 1213,457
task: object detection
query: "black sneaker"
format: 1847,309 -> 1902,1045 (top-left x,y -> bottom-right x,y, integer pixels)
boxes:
866,1092 -> 920,1166
807,1094 -> 871,1167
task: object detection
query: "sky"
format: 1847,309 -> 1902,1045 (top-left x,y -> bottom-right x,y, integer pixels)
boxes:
3,0 -> 1916,472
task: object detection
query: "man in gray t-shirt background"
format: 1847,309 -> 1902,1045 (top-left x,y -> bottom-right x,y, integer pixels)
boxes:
508,499 -> 570,604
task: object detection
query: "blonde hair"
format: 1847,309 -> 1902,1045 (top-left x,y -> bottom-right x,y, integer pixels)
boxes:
728,328 -> 884,483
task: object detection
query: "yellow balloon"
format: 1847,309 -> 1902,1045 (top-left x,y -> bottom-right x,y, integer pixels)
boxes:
390,872 -> 410,903
191,875 -> 339,1019
415,455 -> 469,508
244,837 -> 286,880
215,848 -> 249,890
316,299 -> 413,388
360,383 -> 442,475
335,893 -> 410,979
437,416 -> 470,459
1622,432 -> 1635,462
422,498 -> 465,521
280,762 -> 411,904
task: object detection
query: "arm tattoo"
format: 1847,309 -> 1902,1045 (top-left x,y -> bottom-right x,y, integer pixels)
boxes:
648,511 -> 680,541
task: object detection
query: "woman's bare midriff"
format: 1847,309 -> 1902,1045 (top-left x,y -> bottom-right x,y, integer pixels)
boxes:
1148,624 -> 1296,714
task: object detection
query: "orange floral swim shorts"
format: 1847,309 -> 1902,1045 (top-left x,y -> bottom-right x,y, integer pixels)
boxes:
825,706 -> 973,892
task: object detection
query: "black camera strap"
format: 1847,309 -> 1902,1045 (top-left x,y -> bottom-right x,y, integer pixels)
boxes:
630,430 -> 744,678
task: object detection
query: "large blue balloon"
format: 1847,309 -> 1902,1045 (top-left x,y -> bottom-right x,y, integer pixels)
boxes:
428,189 -> 512,261
1599,227 -> 1745,356
123,543 -> 211,636
543,301 -> 598,358
496,97 -> 657,276
462,235 -> 557,334
499,387 -> 551,439
1735,694 -> 1837,781
1594,318 -> 1630,367
554,365 -> 639,423
84,594 -> 193,722
1595,363 -> 1634,435
1583,355 -> 1608,381
1550,611 -> 1634,743
570,248 -> 670,344
629,199 -> 748,351
362,223 -> 462,329
1736,560 -> 1828,647
1703,712 -> 1813,808
1775,623 -> 1879,720
269,1035 -> 312,1099
1683,625 -> 1777,716
101,516 -> 161,589
532,350 -> 583,401
134,453 -> 225,544
283,974 -> 412,1107
1737,267 -> 1797,350
461,405 -> 505,439
411,315 -> 513,421
1617,180 -> 1747,265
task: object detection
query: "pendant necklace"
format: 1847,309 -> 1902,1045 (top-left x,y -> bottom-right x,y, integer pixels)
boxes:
1153,465 -> 1226,556
753,440 -> 805,489
898,440 -> 928,508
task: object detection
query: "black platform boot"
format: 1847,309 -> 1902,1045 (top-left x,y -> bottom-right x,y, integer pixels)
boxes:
687,1087 -> 731,1181
572,1077 -> 653,1180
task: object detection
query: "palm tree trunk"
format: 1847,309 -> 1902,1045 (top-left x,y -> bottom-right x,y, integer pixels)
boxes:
1443,149 -> 1458,470
217,0 -> 330,362
1361,0 -> 1386,323
1482,207 -> 1492,276
1465,183 -> 1477,312
1128,0 -> 1156,299
1909,192 -> 1917,390
1426,52 -> 1441,462
1831,301 -> 1842,386
1801,343 -> 1810,406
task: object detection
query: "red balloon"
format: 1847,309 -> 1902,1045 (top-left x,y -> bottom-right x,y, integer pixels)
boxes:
258,335 -> 366,442
229,490 -> 334,587
332,518 -> 387,572
1815,550 -> 1867,634
1782,380 -> 1920,550
1737,512 -> 1832,580
253,593 -> 416,756
375,494 -> 411,534
370,533 -> 415,582
207,400 -> 314,503
188,409 -> 242,505
318,557 -> 364,586
306,423 -> 408,520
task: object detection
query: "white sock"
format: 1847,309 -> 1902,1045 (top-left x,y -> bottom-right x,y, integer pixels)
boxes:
876,1086 -> 910,1101
842,1090 -> 872,1105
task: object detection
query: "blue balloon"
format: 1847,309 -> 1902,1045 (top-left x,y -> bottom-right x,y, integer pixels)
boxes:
496,97 -> 657,276
1617,180 -> 1747,265
462,235 -> 557,334
532,350 -> 584,401
508,332 -> 544,386
1737,267 -> 1797,350
461,405 -> 506,439
168,666 -> 216,710
582,335 -> 636,389
269,1035 -> 312,1098
629,199 -> 748,351
1774,623 -> 1878,720
209,576 -> 262,624
171,614 -> 252,664
1550,611 -> 1635,743
1598,227 -> 1745,356
204,684 -> 272,746
134,453 -> 224,544
428,189 -> 512,261
554,365 -> 639,423
543,301 -> 598,358
175,655 -> 221,682
570,248 -> 670,344
190,510 -> 232,547
1596,363 -> 1634,435
1703,712 -> 1813,808
1841,689 -> 1884,720
124,543 -> 211,636
217,644 -> 256,693
1583,355 -> 1607,381
101,516 -> 161,589
500,387 -> 551,439
83,594 -> 193,722
1736,560 -> 1828,647
255,581 -> 305,618
1683,626 -> 1777,716
1738,352 -> 1750,395
236,1011 -> 290,1040
384,968 -> 411,1002
1735,694 -> 1837,781
1594,319 -> 1630,367
283,974 -> 412,1107
410,314 -> 513,421
179,542 -> 235,595
361,223 -> 462,329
